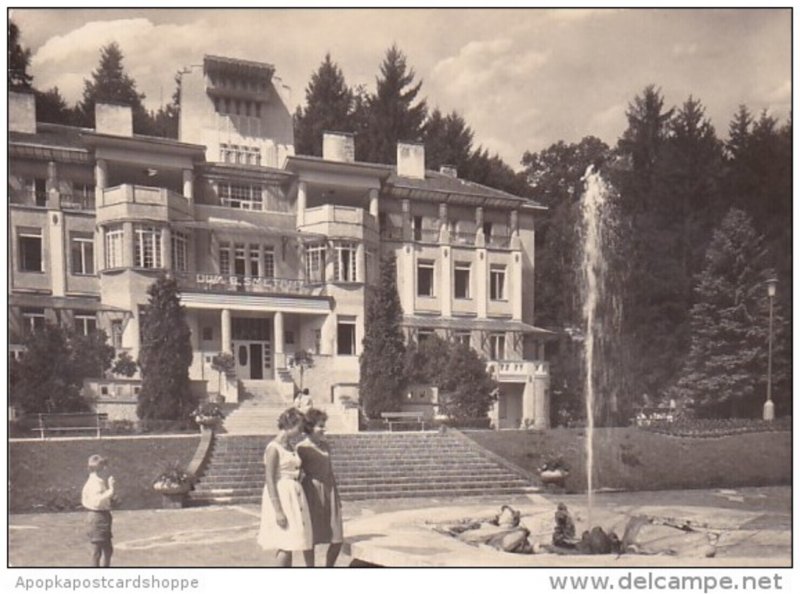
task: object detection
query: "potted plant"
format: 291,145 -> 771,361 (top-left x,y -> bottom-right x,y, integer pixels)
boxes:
210,352 -> 235,403
538,454 -> 570,489
191,401 -> 225,429
152,462 -> 194,508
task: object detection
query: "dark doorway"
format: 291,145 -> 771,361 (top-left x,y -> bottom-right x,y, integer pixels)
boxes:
250,343 -> 263,379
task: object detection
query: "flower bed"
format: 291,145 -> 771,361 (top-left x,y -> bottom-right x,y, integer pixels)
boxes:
642,416 -> 791,438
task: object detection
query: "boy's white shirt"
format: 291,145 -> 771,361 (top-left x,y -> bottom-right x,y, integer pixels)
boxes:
81,473 -> 114,511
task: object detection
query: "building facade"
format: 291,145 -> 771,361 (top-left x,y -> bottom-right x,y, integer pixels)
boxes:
8,54 -> 551,430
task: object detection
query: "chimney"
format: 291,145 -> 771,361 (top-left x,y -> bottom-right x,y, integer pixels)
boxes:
9,91 -> 36,134
397,142 -> 425,179
439,165 -> 458,178
95,102 -> 133,136
322,131 -> 355,163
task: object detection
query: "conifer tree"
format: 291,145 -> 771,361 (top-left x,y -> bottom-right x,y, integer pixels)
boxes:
35,87 -> 75,125
8,20 -> 33,90
137,276 -> 195,420
362,45 -> 427,164
77,43 -> 152,132
359,253 -> 406,418
671,208 -> 788,418
294,53 -> 354,156
423,108 -> 474,172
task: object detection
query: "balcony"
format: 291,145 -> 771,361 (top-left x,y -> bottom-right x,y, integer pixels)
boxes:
488,360 -> 549,381
452,231 -> 477,246
176,271 -> 320,298
102,184 -> 189,212
486,234 -> 512,249
10,189 -> 47,207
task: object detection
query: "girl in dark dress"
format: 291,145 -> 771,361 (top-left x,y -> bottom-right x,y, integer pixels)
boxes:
297,408 -> 343,567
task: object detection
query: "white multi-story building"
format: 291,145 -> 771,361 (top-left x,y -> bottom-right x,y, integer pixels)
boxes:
8,54 -> 552,430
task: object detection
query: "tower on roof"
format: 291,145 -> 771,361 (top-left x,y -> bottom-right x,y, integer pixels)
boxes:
179,54 -> 294,167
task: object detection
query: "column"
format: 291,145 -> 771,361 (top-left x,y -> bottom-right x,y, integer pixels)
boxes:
46,161 -> 60,209
440,246 -> 452,317
368,187 -> 379,218
475,206 -> 485,247
401,199 -> 411,241
161,226 -> 172,271
48,210 -> 66,297
297,181 -> 307,227
402,244 -> 415,314
221,309 -> 232,354
476,249 -> 488,318
274,311 -> 285,370
438,203 -> 449,244
356,242 -> 365,283
95,159 -> 107,206
510,209 -> 519,237
524,378 -> 537,426
533,376 -> 549,429
182,169 -> 194,202
95,225 -> 106,273
122,221 -> 134,267
511,251 -> 523,321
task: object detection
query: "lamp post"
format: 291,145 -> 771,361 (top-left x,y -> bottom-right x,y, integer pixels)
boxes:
763,278 -> 778,421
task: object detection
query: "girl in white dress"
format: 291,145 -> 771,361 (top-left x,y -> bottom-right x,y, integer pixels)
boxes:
257,408 -> 314,567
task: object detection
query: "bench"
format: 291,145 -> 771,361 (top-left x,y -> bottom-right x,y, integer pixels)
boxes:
33,412 -> 109,439
380,411 -> 427,432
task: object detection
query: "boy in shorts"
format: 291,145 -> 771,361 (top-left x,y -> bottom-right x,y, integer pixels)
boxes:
81,454 -> 116,567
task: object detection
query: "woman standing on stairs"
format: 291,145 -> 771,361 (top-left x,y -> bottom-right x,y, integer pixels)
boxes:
257,408 -> 314,567
298,408 -> 344,567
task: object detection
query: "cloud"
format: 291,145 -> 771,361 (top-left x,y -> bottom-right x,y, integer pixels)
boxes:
544,8 -> 620,22
672,43 -> 698,57
766,80 -> 791,103
587,103 -> 627,142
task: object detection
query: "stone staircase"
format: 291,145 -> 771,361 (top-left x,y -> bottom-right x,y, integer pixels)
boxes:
189,431 -> 536,505
221,380 -> 290,435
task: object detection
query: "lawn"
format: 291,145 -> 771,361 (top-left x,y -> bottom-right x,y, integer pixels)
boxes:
10,436 -> 199,513
465,427 -> 791,492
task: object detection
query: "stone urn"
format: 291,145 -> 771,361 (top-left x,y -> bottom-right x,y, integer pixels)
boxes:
154,484 -> 191,508
539,469 -> 569,490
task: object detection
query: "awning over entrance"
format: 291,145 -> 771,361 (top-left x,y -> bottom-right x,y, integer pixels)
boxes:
181,292 -> 331,314
402,315 -> 556,338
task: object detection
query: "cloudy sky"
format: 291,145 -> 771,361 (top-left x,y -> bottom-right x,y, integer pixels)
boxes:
12,7 -> 791,168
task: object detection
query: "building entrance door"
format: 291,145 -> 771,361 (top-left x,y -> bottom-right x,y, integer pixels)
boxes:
232,317 -> 272,380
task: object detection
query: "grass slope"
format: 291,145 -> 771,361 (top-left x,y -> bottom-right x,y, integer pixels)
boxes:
10,437 -> 199,513
466,427 -> 791,492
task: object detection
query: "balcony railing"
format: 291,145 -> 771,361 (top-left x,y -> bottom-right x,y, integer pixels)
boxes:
486,234 -> 512,248
60,193 -> 96,211
10,189 -> 47,207
176,271 -> 318,297
380,225 -> 404,240
452,231 -> 477,246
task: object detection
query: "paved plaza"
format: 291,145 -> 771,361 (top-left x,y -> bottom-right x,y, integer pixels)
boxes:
8,486 -> 790,567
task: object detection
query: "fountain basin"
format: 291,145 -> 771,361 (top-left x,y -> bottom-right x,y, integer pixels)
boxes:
342,498 -> 789,567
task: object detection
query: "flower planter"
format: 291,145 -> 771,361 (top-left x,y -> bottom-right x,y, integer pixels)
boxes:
539,469 -> 569,489
195,415 -> 221,429
154,485 -> 191,508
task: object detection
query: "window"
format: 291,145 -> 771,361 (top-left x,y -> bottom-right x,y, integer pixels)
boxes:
171,231 -> 188,272
219,182 -> 263,210
105,226 -> 124,269
365,250 -> 374,284
337,317 -> 357,355
418,328 -> 435,343
219,242 -> 231,275
134,225 -> 162,268
111,320 -> 123,349
22,307 -> 46,332
34,178 -> 47,207
454,331 -> 471,347
313,329 -> 321,354
490,265 -> 507,301
70,233 -> 95,275
263,247 -> 275,278
202,327 -> 213,341
483,222 -> 493,240
490,333 -> 506,360
306,244 -> 326,283
417,261 -> 435,297
413,216 -> 423,241
333,242 -> 357,282
18,228 -> 43,272
285,331 -> 295,345
234,244 -> 246,276
74,312 -> 97,336
249,244 -> 260,277
454,263 -> 471,299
